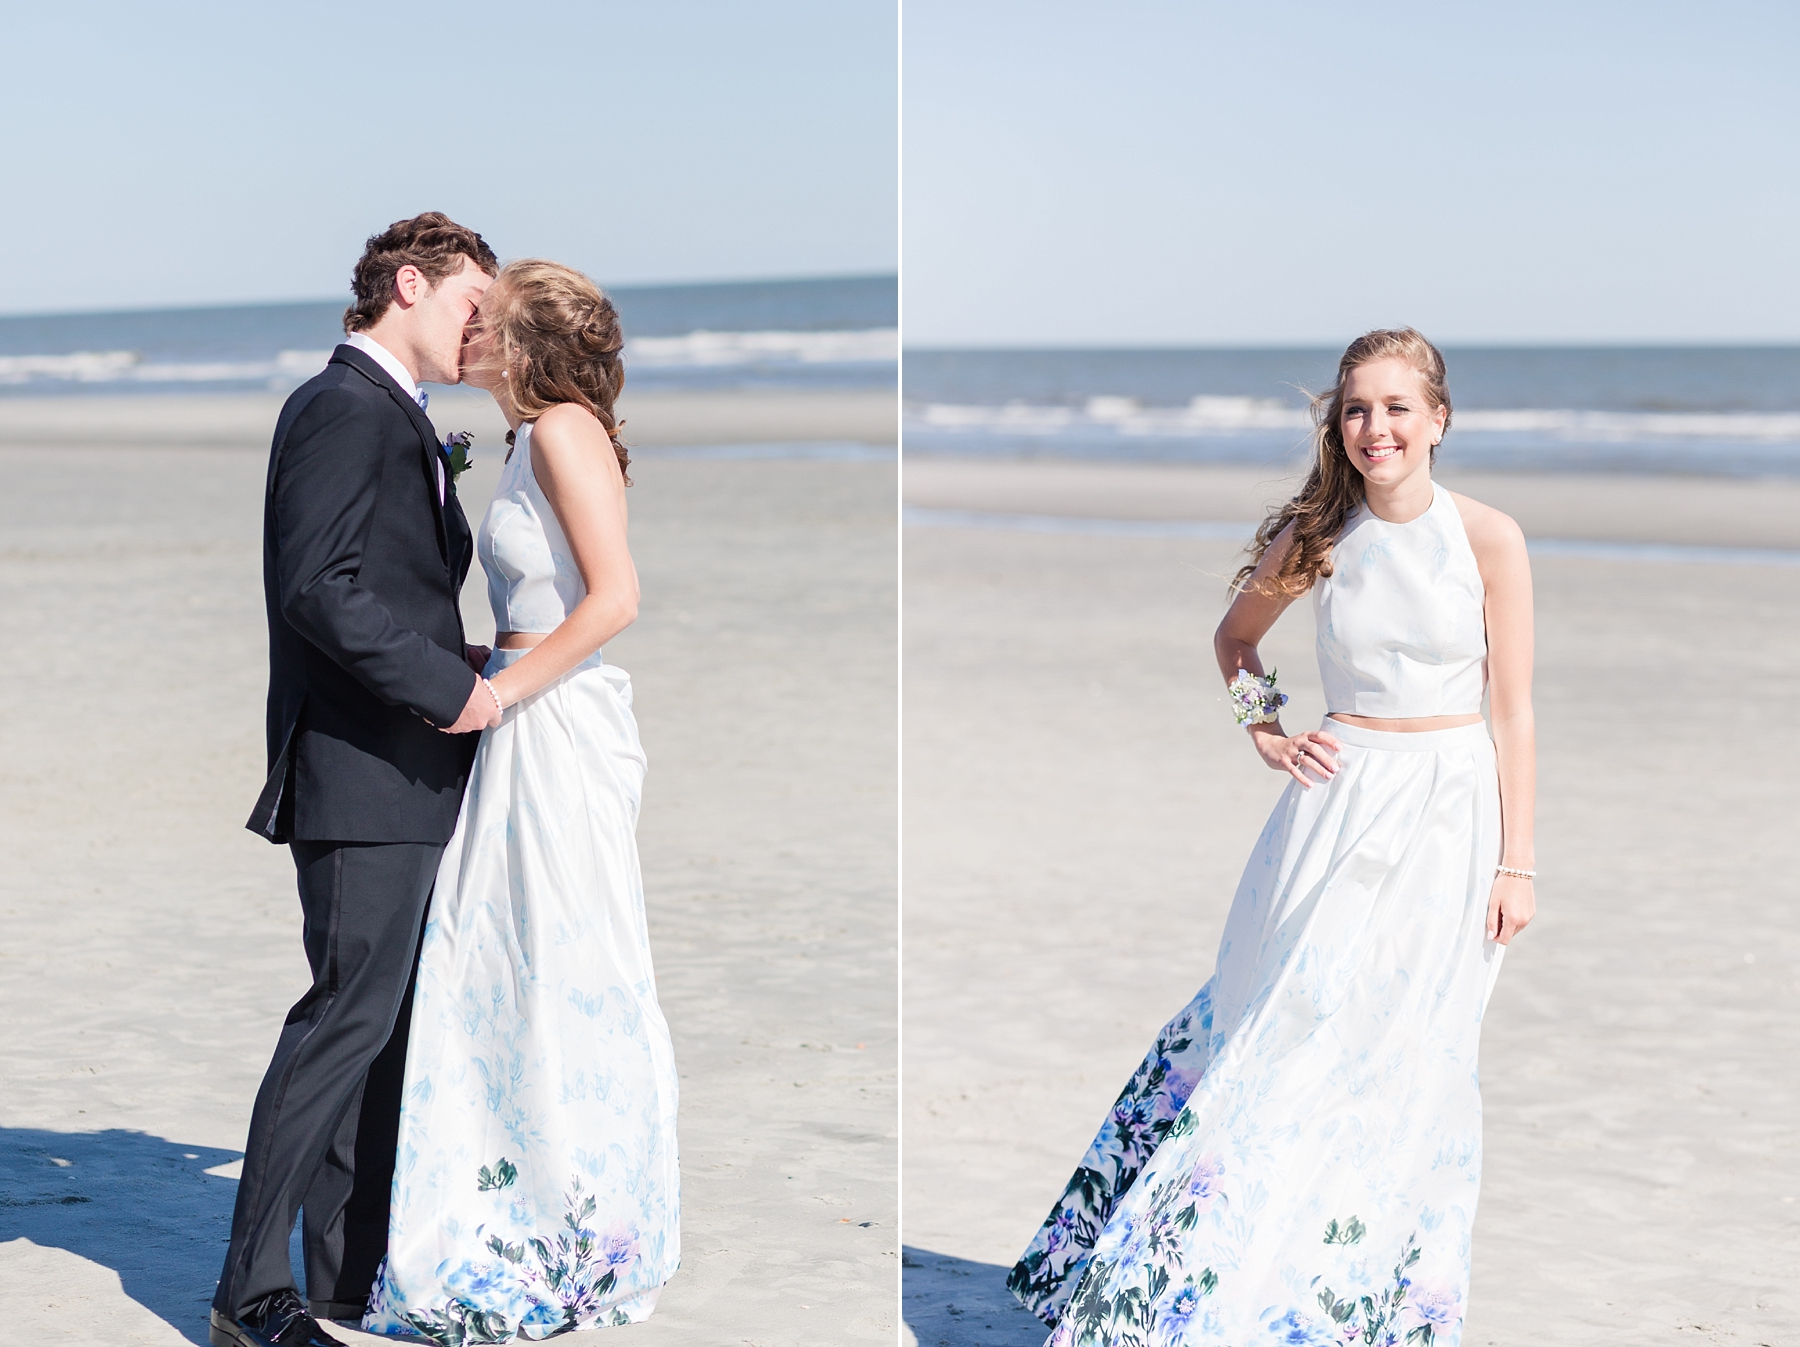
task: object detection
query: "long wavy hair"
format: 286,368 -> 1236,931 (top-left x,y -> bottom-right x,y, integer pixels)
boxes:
485,259 -> 631,482
1233,327 -> 1452,597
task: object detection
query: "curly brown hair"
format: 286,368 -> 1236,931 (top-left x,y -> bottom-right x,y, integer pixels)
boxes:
486,259 -> 631,482
344,212 -> 498,334
1234,328 -> 1453,597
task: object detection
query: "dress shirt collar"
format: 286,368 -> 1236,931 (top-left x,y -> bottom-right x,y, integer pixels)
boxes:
344,331 -> 426,408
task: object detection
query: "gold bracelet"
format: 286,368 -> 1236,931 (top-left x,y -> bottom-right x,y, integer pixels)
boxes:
1495,865 -> 1535,880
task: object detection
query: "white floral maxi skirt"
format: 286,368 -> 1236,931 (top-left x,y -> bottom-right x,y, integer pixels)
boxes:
364,651 -> 680,1342
1011,720 -> 1505,1347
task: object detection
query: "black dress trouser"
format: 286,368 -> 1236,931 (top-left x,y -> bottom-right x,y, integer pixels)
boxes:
214,840 -> 443,1321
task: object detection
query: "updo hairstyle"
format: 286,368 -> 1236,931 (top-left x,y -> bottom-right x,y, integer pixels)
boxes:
487,259 -> 630,482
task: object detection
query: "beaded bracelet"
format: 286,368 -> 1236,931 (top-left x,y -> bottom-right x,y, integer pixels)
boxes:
481,677 -> 505,718
1227,667 -> 1288,726
1495,865 -> 1535,880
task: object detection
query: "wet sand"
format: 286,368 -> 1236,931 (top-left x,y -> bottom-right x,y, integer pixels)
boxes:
0,385 -> 898,451
0,393 -> 897,1345
901,456 -> 1800,1347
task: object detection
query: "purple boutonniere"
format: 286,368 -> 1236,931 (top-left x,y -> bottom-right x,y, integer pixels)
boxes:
443,431 -> 475,484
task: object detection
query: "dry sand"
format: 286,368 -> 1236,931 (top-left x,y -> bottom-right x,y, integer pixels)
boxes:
901,456 -> 1800,1347
903,456 -> 1800,549
0,392 -> 898,1346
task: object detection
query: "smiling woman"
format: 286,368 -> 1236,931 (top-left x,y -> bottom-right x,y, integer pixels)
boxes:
1233,329 -> 1454,605
1008,328 -> 1537,1346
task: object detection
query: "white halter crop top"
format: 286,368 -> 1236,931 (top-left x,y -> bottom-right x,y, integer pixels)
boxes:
1312,482 -> 1488,717
476,422 -> 585,634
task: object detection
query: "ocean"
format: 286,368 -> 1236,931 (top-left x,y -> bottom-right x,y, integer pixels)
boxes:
0,275 -> 897,398
904,347 -> 1800,477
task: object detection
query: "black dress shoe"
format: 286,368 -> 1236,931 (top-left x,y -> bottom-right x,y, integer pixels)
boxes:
210,1289 -> 348,1347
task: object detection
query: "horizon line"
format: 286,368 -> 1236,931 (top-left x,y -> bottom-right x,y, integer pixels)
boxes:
0,271 -> 899,323
905,338 -> 1800,352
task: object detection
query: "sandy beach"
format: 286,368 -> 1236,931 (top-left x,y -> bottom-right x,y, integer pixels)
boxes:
901,456 -> 1800,1346
0,386 -> 898,452
0,388 -> 898,1346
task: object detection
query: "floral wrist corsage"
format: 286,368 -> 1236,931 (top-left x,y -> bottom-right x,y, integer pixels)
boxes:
1227,667 -> 1287,726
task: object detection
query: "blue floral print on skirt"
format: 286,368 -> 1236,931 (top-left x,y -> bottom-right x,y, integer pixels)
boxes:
363,652 -> 679,1342
1012,719 -> 1506,1347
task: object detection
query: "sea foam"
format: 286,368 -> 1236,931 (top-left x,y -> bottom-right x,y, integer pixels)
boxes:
0,349 -> 332,385
911,398 -> 1800,445
0,328 -> 899,390
627,328 -> 897,367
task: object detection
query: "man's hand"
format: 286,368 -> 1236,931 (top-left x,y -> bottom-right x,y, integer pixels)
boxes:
465,643 -> 493,673
439,678 -> 503,734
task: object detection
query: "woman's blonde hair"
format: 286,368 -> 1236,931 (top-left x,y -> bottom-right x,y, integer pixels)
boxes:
1233,327 -> 1452,597
485,258 -> 630,481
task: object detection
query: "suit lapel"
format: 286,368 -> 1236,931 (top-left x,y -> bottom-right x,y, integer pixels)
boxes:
443,475 -> 473,584
393,383 -> 452,564
331,345 -> 452,563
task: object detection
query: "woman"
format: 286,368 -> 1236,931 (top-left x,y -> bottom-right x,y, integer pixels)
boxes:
363,260 -> 680,1342
1008,329 -> 1535,1346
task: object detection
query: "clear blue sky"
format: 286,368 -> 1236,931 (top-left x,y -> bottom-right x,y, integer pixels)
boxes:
903,1 -> 1800,346
0,1 -> 896,315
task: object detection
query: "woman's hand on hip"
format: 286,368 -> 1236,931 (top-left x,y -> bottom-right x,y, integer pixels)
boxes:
1250,725 -> 1342,788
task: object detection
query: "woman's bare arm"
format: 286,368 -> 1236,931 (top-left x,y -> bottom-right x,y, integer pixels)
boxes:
1455,491 -> 1536,944
1215,524 -> 1300,683
1215,524 -> 1342,787
484,404 -> 640,708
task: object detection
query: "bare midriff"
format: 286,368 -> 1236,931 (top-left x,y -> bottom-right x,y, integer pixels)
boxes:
496,631 -> 551,650
1327,712 -> 1485,733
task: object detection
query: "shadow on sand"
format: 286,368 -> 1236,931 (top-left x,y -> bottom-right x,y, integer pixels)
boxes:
904,1246 -> 1045,1347
0,1127 -> 245,1345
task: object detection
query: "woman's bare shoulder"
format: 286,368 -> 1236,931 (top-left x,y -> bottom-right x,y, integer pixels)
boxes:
1232,518 -> 1315,611
529,403 -> 617,475
1262,518 -> 1304,563
1447,490 -> 1526,562
532,401 -> 607,445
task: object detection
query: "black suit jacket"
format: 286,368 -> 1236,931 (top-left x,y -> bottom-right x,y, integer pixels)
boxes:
247,344 -> 481,844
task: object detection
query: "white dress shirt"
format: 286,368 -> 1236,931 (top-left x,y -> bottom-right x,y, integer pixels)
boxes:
344,331 -> 443,503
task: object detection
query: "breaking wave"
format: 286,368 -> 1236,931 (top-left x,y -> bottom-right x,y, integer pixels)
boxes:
911,396 -> 1800,444
0,328 -> 899,390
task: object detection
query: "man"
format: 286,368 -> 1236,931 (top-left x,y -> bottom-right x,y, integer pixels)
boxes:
213,213 -> 503,1347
